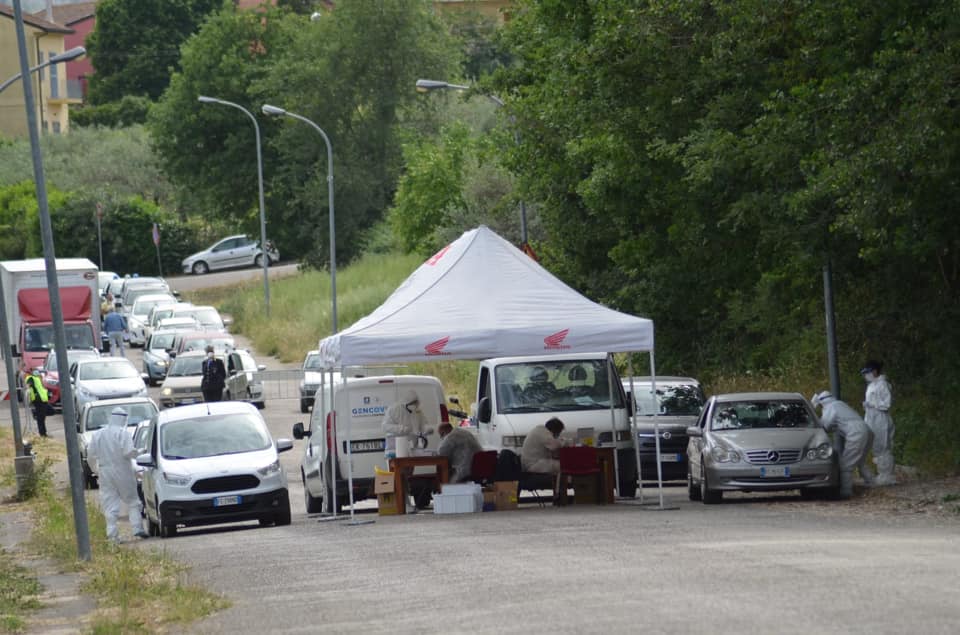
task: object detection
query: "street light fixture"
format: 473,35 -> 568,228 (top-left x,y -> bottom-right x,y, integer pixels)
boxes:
415,78 -> 525,244
261,104 -> 338,334
198,95 -> 271,317
0,46 -> 85,94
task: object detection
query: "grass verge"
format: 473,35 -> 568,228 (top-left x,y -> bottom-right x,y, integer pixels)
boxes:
0,548 -> 42,633
0,426 -> 229,635
27,470 -> 229,633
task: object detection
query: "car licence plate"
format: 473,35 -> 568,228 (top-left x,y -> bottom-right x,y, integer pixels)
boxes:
660,453 -> 682,462
213,495 -> 241,507
760,466 -> 790,477
348,439 -> 386,453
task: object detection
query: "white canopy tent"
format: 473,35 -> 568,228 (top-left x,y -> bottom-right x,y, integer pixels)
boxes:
319,226 -> 653,365
316,226 -> 668,517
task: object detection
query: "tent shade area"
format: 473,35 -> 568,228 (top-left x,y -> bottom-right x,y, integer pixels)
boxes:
319,226 -> 654,367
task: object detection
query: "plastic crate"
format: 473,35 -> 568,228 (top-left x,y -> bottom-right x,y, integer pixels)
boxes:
433,493 -> 479,514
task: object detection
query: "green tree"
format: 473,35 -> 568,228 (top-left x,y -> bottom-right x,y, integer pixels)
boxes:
71,95 -> 152,128
85,0 -> 224,104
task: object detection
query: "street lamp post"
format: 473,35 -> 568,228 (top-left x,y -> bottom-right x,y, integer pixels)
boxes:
415,78 -> 528,246
261,104 -> 337,334
198,96 -> 270,317
0,45 -> 87,460
9,0 -> 90,560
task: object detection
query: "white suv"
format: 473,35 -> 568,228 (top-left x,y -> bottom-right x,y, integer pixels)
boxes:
138,401 -> 293,538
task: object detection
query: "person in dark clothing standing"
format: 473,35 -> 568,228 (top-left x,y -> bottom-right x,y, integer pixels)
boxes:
24,369 -> 50,437
200,345 -> 226,402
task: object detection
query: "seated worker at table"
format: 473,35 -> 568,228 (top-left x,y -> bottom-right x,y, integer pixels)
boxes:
521,417 -> 566,474
437,423 -> 482,483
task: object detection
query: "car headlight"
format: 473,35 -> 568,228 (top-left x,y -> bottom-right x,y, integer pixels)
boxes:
162,471 -> 190,486
710,446 -> 741,463
162,387 -> 172,396
817,443 -> 833,459
257,459 -> 281,476
45,378 -> 59,386
156,360 -> 167,367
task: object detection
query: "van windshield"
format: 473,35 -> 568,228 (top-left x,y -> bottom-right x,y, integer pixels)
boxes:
494,360 -> 625,414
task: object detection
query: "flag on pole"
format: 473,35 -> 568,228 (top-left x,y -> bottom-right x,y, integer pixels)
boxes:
152,223 -> 160,246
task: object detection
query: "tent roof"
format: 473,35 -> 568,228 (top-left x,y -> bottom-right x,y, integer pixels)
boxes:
318,226 -> 653,368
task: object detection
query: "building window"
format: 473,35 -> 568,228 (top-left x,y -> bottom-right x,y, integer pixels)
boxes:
49,53 -> 59,98
52,121 -> 61,134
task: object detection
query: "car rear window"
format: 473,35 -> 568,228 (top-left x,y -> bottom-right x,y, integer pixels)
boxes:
160,413 -> 271,459
630,384 -> 704,416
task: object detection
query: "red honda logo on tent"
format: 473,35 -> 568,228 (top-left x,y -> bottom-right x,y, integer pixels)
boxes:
426,244 -> 451,266
425,336 -> 451,356
544,329 -> 571,350
0,390 -> 8,401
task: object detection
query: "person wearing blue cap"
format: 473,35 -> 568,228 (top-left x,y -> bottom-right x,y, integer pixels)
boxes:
861,360 -> 896,485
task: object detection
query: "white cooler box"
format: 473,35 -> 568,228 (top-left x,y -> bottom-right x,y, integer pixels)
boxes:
434,483 -> 482,514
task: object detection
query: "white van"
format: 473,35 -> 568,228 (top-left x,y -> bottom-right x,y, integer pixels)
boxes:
474,353 -> 637,497
292,375 -> 448,513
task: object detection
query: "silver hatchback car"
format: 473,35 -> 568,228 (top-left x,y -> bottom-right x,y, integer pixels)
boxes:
686,392 -> 838,503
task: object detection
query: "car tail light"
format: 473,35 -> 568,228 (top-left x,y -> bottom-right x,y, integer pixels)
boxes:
440,404 -> 449,424
326,412 -> 337,456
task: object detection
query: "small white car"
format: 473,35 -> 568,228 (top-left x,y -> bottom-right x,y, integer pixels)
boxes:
182,235 -> 279,275
69,358 -> 149,422
127,293 -> 177,347
298,350 -> 324,413
78,397 -> 159,489
138,401 -> 293,537
224,349 -> 266,409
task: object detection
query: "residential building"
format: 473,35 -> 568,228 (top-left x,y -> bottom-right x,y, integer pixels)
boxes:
37,0 -> 97,100
0,4 -> 80,138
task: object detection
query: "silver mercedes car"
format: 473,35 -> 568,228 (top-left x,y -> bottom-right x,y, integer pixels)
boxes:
686,392 -> 838,503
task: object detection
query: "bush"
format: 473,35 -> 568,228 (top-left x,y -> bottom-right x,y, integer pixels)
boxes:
70,96 -> 152,128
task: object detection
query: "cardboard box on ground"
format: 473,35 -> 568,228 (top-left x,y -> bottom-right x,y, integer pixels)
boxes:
375,468 -> 398,515
494,481 -> 519,511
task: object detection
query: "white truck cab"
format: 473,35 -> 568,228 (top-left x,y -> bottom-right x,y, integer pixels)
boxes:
474,353 -> 637,497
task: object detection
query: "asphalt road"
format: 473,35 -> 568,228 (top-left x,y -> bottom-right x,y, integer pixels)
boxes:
2,291 -> 959,633
164,262 -> 301,294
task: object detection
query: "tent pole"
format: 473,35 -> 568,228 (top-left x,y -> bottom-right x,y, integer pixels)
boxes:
317,370 -> 346,522
343,370 -> 373,526
607,355 -> 619,497
650,352 -> 665,509
628,359 -> 642,504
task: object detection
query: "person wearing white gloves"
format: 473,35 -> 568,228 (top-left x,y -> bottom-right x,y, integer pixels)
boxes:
861,360 -> 896,485
86,407 -> 147,542
382,390 -> 434,512
382,389 -> 433,457
811,391 -> 874,498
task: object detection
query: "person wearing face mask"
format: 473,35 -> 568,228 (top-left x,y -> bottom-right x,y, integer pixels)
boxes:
200,345 -> 227,402
86,407 -> 148,542
811,391 -> 874,498
382,390 -> 434,512
861,360 -> 896,485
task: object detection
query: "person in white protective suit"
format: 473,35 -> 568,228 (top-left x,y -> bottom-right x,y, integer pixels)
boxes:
861,360 -> 896,485
437,422 -> 482,483
86,407 -> 147,541
811,391 -> 874,498
382,389 -> 433,456
382,390 -> 434,512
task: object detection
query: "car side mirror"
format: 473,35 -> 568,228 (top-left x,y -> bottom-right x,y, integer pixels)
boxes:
141,373 -> 150,383
135,453 -> 154,467
276,438 -> 294,453
625,391 -> 635,417
448,395 -> 461,406
257,364 -> 266,371
478,397 -> 491,424
76,423 -> 81,433
168,351 -> 177,359
222,316 -> 233,327
686,426 -> 703,437
11,344 -> 19,357
292,422 -> 309,440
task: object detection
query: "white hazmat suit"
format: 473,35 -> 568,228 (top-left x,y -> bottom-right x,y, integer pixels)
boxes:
86,407 -> 145,541
437,428 -> 483,483
812,391 -> 874,498
863,371 -> 896,485
382,389 -> 433,457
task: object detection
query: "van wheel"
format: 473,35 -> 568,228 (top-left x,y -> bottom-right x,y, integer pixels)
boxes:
158,506 -> 178,538
304,473 -> 324,514
618,467 -> 637,499
275,503 -> 292,526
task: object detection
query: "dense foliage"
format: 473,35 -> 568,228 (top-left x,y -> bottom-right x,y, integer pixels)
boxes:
85,0 -> 224,104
